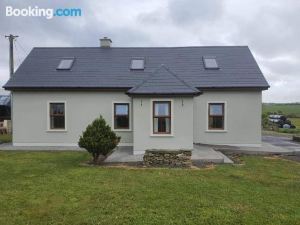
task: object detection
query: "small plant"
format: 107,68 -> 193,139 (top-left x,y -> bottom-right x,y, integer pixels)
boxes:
78,116 -> 120,164
261,113 -> 269,128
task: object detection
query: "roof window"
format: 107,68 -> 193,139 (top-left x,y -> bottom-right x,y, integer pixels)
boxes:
203,56 -> 219,69
57,58 -> 75,70
131,58 -> 145,70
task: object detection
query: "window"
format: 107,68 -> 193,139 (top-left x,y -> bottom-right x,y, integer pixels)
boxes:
57,58 -> 74,70
49,103 -> 65,130
203,56 -> 219,69
114,103 -> 129,129
153,101 -> 171,134
131,58 -> 145,70
208,103 -> 224,130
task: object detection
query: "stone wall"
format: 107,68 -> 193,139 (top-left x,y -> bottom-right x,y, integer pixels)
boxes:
143,150 -> 192,168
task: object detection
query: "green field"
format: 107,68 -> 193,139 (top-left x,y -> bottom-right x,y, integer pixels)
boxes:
263,103 -> 300,118
290,118 -> 300,128
0,151 -> 299,225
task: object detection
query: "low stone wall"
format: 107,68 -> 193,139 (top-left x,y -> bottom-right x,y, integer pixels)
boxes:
143,150 -> 192,168
293,135 -> 300,142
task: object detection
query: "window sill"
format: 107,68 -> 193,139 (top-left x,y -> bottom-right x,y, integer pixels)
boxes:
205,130 -> 227,133
113,129 -> 132,132
150,134 -> 174,137
46,129 -> 67,133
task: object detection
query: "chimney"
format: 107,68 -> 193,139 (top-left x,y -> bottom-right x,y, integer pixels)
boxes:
100,37 -> 112,48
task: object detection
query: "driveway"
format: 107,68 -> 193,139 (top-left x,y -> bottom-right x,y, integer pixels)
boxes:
262,135 -> 300,152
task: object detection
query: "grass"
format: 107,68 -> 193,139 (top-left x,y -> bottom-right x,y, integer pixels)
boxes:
279,128 -> 300,134
0,134 -> 12,143
290,118 -> 300,128
0,152 -> 299,225
262,103 -> 300,117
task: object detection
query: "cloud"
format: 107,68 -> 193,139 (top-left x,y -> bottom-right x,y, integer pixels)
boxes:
0,0 -> 299,102
168,0 -> 223,25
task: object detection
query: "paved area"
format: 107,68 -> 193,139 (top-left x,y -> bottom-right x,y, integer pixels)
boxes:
0,143 -> 83,151
262,135 -> 300,151
106,145 -> 233,164
192,144 -> 233,163
214,136 -> 300,155
105,146 -> 143,163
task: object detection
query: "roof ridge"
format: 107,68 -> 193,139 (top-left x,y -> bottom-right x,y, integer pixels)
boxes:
33,45 -> 249,49
127,64 -> 200,94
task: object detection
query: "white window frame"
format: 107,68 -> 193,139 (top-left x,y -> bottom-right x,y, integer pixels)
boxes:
112,101 -> 132,132
47,101 -> 67,132
206,101 -> 227,132
150,99 -> 174,137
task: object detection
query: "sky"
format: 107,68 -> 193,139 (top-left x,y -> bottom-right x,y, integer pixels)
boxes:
0,0 -> 299,103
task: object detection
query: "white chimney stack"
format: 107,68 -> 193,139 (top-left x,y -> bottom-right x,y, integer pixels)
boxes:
100,37 -> 112,48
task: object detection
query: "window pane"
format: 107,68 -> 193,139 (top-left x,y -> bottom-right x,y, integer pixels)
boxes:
209,117 -> 223,129
209,104 -> 223,116
50,103 -> 65,129
115,104 -> 128,115
115,116 -> 129,129
203,57 -> 219,69
131,59 -> 144,69
50,103 -> 65,115
114,103 -> 129,129
51,116 -> 65,129
154,103 -> 169,116
154,117 -> 170,133
57,59 -> 74,70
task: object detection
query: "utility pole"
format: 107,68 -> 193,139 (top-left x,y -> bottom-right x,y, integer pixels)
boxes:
5,34 -> 18,77
5,34 -> 18,139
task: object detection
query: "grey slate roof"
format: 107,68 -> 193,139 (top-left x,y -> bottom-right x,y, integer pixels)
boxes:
3,46 -> 269,91
127,65 -> 200,96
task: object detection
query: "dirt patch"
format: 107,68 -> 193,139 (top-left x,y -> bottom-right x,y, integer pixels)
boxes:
80,161 -> 215,170
264,155 -> 281,160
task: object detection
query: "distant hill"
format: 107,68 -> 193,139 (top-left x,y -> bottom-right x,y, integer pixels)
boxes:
262,103 -> 300,118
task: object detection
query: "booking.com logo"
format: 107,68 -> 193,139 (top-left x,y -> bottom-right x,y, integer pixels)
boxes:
6,6 -> 82,19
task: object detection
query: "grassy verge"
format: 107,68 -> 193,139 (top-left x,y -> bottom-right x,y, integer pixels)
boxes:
0,134 -> 12,143
0,151 -> 299,225
262,129 -> 294,137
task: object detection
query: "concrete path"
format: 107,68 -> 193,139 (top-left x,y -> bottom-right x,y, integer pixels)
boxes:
105,146 -> 143,163
0,143 -> 83,151
106,145 -> 233,164
262,135 -> 300,152
213,136 -> 300,155
192,144 -> 233,164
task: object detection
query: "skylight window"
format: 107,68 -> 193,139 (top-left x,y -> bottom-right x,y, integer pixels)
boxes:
131,58 -> 145,70
203,56 -> 219,69
57,58 -> 75,70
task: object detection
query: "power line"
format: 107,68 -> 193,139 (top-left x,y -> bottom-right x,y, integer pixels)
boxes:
13,40 -> 22,68
15,39 -> 28,56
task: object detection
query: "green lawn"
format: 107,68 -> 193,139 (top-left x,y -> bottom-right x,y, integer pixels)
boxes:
0,152 -> 299,225
0,134 -> 12,143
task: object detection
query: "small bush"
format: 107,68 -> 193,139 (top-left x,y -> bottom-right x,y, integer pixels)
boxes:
78,116 -> 120,164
